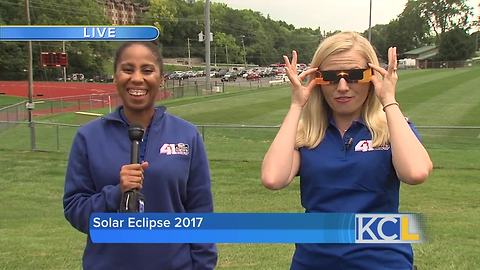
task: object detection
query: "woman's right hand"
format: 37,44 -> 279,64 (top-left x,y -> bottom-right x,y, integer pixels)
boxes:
283,50 -> 318,108
119,162 -> 149,193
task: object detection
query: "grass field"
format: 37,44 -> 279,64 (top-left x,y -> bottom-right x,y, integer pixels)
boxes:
0,66 -> 479,269
0,95 -> 24,107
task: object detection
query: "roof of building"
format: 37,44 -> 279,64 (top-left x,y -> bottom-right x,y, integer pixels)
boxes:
404,45 -> 437,55
417,51 -> 439,60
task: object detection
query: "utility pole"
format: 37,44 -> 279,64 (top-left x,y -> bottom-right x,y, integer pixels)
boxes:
241,35 -> 246,68
25,0 -> 36,151
62,41 -> 67,82
214,44 -> 217,67
204,0 -> 211,91
225,44 -> 229,65
368,0 -> 372,42
187,37 -> 191,68
476,15 -> 479,52
476,31 -> 478,52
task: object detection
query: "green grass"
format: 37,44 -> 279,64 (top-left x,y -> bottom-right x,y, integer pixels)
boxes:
0,66 -> 479,269
0,95 -> 25,107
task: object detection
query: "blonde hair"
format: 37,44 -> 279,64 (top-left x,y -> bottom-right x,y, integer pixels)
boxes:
296,31 -> 389,148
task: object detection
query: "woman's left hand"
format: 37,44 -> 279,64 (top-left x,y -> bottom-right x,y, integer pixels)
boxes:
368,47 -> 398,105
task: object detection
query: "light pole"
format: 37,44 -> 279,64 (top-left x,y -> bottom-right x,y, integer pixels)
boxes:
214,44 -> 217,67
225,44 -> 229,65
204,0 -> 211,90
62,41 -> 67,82
25,0 -> 36,151
187,37 -> 191,68
241,35 -> 247,68
368,0 -> 372,42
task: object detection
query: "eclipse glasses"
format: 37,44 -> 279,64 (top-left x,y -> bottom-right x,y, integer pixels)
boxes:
314,68 -> 373,85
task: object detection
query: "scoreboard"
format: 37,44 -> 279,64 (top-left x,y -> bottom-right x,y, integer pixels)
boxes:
40,52 -> 68,67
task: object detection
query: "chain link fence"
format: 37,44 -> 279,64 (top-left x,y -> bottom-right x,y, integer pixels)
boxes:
0,121 -> 478,157
417,60 -> 475,69
0,78 -> 274,125
0,79 -> 288,151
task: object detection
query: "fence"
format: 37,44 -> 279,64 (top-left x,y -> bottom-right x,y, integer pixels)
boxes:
0,79 -> 286,151
0,78 -> 283,135
0,121 -> 478,155
0,91 -> 169,120
416,59 -> 476,69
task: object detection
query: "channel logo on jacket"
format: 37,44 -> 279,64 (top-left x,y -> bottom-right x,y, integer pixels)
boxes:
355,214 -> 423,243
160,143 -> 189,155
354,140 -> 390,152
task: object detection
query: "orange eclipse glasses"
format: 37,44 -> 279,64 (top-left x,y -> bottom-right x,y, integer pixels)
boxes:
313,68 -> 373,85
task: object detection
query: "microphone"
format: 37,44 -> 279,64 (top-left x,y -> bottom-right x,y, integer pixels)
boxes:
119,124 -> 145,213
345,137 -> 353,151
129,125 -> 144,165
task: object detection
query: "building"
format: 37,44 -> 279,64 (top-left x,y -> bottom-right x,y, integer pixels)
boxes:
403,45 -> 439,69
97,0 -> 148,25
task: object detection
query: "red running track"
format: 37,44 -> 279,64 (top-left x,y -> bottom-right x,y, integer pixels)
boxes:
0,81 -> 117,98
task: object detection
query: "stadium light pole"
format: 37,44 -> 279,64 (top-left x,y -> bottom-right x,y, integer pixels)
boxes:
187,37 -> 191,68
25,0 -> 36,151
476,13 -> 479,51
204,0 -> 211,91
368,0 -> 372,42
63,41 -> 67,82
225,45 -> 229,65
241,35 -> 247,68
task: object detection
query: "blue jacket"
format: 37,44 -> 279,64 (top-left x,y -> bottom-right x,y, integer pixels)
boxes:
63,106 -> 217,270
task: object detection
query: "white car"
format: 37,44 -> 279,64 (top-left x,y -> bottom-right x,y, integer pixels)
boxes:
274,73 -> 289,82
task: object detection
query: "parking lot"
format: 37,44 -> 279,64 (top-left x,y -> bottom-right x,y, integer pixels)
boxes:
166,74 -> 288,89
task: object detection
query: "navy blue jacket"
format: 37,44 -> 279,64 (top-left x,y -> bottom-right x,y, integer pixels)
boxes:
63,106 -> 217,270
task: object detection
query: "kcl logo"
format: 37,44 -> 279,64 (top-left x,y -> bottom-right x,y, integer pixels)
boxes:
355,214 -> 421,243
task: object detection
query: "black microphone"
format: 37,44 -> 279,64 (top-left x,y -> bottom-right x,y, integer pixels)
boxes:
129,125 -> 144,164
345,137 -> 353,151
119,124 -> 145,213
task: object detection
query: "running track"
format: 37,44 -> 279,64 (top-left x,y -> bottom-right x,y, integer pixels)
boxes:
0,81 -> 116,98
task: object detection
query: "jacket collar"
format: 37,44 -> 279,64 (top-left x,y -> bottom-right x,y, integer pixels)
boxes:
102,105 -> 167,127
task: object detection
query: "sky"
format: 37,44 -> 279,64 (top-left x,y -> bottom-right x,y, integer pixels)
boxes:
211,0 -> 480,33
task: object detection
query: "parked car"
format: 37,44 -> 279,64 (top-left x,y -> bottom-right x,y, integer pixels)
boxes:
215,69 -> 228,78
184,71 -> 195,78
274,73 -> 289,82
246,72 -> 260,81
168,71 -> 185,80
237,69 -> 247,77
221,72 -> 237,82
71,73 -> 84,81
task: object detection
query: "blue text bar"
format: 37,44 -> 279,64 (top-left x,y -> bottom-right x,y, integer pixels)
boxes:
89,213 -> 424,244
0,26 -> 159,41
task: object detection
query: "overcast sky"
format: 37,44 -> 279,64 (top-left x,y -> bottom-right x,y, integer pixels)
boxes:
211,0 -> 480,33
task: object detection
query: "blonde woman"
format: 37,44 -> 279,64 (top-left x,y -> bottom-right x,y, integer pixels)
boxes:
261,32 -> 432,269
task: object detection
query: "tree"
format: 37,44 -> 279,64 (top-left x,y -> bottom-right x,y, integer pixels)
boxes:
0,0 -> 112,80
410,0 -> 474,42
438,28 -> 475,61
213,32 -> 242,64
365,24 -> 389,60
363,20 -> 427,62
144,0 -> 179,44
395,2 -> 430,48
